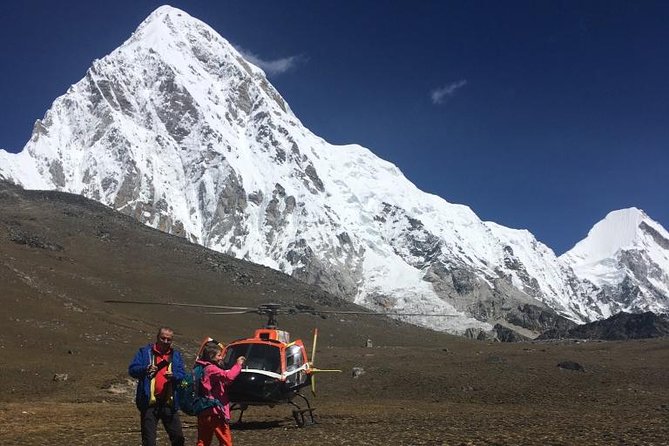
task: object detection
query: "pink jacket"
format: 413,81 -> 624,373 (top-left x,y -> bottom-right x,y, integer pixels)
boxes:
196,359 -> 242,420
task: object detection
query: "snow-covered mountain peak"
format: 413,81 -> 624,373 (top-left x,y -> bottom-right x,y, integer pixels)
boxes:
0,5 -> 667,336
128,5 -> 191,44
567,208 -> 643,259
560,209 -> 669,317
562,208 -> 664,265
129,5 -> 223,55
118,4 -> 290,113
141,4 -> 184,21
128,5 -> 221,50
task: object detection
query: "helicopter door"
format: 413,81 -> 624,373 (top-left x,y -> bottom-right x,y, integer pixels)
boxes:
285,345 -> 307,389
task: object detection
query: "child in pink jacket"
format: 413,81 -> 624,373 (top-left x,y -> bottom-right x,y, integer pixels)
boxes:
195,342 -> 246,446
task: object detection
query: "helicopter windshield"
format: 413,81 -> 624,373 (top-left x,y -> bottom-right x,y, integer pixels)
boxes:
223,343 -> 281,373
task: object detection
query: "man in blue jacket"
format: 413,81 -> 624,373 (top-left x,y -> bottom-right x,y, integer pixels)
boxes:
129,326 -> 187,446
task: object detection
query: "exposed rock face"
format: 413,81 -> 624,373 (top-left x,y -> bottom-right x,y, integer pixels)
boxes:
538,312 -> 669,340
505,304 -> 577,333
0,7 -> 667,336
492,324 -> 532,343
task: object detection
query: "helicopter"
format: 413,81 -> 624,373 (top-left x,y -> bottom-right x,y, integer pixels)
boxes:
106,299 -> 456,426
194,303 -> 343,427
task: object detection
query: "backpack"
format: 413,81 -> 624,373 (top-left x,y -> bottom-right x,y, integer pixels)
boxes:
177,364 -> 222,416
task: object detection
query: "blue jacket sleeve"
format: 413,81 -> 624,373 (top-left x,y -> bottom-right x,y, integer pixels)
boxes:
171,350 -> 187,381
128,346 -> 149,379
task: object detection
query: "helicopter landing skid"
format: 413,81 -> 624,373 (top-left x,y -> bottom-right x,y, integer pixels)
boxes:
230,403 -> 249,425
229,393 -> 316,428
289,392 -> 317,427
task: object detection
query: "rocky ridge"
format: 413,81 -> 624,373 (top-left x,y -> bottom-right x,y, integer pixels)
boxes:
538,311 -> 669,340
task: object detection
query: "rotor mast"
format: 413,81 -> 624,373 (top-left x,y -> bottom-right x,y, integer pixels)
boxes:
260,303 -> 282,328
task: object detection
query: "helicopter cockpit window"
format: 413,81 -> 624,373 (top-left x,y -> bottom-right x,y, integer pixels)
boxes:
223,343 -> 281,373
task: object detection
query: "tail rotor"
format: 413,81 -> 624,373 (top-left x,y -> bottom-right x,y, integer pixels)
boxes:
310,328 -> 318,395
308,328 -> 341,396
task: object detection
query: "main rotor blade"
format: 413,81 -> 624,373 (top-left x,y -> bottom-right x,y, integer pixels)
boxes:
380,312 -> 459,317
295,309 -> 459,317
106,300 -> 459,317
104,299 -> 254,311
205,310 -> 261,315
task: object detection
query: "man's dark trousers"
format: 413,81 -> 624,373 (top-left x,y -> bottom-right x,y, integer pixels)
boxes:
140,404 -> 185,446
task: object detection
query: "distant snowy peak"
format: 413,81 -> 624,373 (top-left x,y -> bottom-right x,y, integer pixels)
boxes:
562,208 -> 669,273
562,208 -> 665,263
561,208 -> 669,316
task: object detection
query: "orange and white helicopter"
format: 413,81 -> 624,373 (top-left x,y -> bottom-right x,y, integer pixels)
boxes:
108,300 -> 455,426
195,303 -> 343,426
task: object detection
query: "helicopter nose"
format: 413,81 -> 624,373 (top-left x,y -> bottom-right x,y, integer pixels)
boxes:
229,372 -> 283,403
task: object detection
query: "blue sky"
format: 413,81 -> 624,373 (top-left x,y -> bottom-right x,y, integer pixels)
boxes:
1,1 -> 667,254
